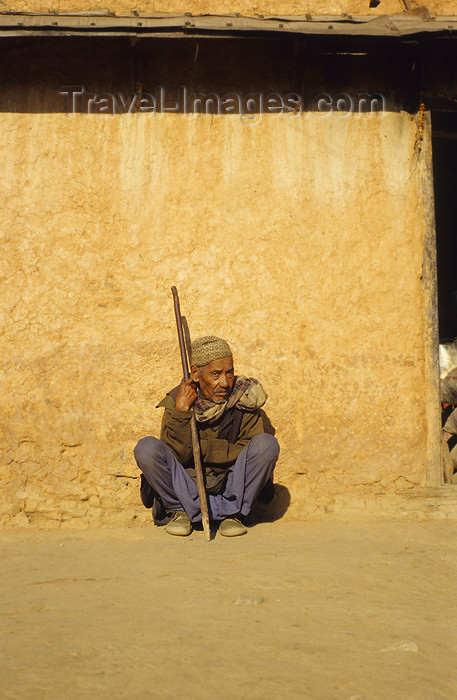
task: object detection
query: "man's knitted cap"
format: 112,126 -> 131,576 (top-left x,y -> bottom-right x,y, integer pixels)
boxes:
191,336 -> 232,367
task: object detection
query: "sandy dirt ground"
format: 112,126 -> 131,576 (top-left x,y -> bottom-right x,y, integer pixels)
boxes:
1,520 -> 457,700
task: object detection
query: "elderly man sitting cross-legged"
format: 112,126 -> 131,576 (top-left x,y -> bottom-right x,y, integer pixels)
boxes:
134,336 -> 279,537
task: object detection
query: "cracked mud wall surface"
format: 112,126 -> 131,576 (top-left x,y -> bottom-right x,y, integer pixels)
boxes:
4,1 -> 457,19
0,1 -> 415,18
0,37 -> 438,527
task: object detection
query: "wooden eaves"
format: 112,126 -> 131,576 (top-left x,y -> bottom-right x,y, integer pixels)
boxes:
0,11 -> 457,38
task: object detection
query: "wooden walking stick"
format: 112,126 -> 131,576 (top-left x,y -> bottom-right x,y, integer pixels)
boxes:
171,286 -> 211,541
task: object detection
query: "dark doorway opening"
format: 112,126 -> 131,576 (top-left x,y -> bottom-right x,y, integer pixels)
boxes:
432,111 -> 457,342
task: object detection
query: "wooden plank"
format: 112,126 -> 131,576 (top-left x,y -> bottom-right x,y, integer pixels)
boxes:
0,12 -> 456,38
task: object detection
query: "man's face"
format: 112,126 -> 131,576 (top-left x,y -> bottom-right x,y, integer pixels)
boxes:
191,356 -> 235,403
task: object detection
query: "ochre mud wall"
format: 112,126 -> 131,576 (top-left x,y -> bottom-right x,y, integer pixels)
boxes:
0,37 -> 439,527
3,1 -> 457,19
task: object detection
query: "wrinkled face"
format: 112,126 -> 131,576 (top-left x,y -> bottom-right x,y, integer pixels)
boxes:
191,356 -> 235,403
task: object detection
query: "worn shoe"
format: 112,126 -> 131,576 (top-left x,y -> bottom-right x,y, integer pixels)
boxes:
219,516 -> 247,537
165,510 -> 192,537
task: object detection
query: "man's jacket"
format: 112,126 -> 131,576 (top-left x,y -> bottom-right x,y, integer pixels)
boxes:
157,385 -> 265,494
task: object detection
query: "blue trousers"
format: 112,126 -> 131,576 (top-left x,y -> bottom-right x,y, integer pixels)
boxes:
134,433 -> 279,523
